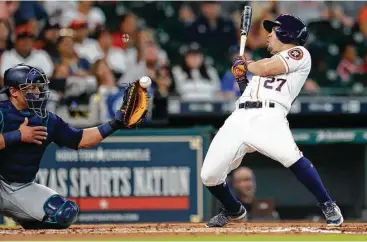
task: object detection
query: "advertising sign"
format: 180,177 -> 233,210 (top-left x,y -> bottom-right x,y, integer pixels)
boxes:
36,135 -> 205,223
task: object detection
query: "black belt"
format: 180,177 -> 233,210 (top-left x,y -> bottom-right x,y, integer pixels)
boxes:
239,101 -> 275,109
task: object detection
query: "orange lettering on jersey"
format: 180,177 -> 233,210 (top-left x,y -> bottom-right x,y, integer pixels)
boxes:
288,48 -> 303,60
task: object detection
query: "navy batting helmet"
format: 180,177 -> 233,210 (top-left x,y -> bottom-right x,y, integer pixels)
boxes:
0,64 -> 50,118
263,14 -> 308,46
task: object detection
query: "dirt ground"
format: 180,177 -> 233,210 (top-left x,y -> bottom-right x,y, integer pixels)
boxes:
0,222 -> 367,241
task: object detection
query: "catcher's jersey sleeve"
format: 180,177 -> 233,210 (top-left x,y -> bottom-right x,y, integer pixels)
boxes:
276,46 -> 311,74
50,113 -> 83,150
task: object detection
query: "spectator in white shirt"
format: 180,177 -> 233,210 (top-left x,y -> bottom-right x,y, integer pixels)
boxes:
94,26 -> 126,80
0,24 -> 54,77
68,18 -> 103,64
172,43 -> 220,100
60,1 -> 106,33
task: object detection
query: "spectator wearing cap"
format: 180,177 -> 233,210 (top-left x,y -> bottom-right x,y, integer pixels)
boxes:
171,43 -> 220,100
0,23 -> 54,77
34,21 -> 61,62
60,1 -> 106,32
13,1 -> 48,35
94,26 -> 126,80
67,17 -> 103,64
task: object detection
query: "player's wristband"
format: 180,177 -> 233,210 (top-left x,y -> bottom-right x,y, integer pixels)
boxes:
97,122 -> 116,139
2,130 -> 21,147
97,111 -> 125,138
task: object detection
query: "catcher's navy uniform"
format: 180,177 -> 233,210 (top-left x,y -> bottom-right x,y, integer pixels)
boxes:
0,63 -> 149,229
0,64 -> 81,229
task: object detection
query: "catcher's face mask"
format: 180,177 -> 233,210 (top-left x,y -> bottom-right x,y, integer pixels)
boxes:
19,68 -> 50,118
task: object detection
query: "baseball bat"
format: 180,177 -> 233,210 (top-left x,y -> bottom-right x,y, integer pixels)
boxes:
239,6 -> 252,56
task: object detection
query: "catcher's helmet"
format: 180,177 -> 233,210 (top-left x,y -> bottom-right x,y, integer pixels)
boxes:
263,14 -> 308,46
0,64 -> 50,118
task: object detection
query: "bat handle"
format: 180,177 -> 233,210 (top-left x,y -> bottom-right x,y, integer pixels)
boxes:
239,35 -> 247,56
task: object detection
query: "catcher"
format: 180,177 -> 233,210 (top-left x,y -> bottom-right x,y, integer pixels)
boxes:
0,64 -> 148,229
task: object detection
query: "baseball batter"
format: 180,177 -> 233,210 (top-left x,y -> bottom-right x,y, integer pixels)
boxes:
0,64 -> 146,229
201,14 -> 344,227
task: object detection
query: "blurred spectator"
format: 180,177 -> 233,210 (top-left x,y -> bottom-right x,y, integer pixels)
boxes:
336,44 -> 361,83
303,79 -> 321,94
119,29 -> 168,85
358,5 -> 367,37
179,4 -> 196,26
231,167 -> 279,221
140,28 -> 168,66
0,20 -> 9,56
0,23 -> 54,77
157,4 -> 196,64
360,51 -> 367,74
112,13 -> 139,49
0,20 -> 9,86
278,1 -> 330,24
151,66 -> 174,121
94,26 -> 126,80
0,1 -> 20,49
0,2 -> 19,26
92,59 -> 117,90
34,21 -> 61,61
171,43 -> 220,100
14,1 -> 48,35
329,2 -> 365,28
42,1 -> 78,25
69,17 -> 102,64
54,32 -> 91,79
53,31 -> 96,118
61,1 -> 106,32
232,167 -> 256,210
186,2 -> 237,61
246,3 -> 275,50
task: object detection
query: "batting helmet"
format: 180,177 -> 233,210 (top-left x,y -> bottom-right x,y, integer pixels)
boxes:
263,14 -> 308,46
0,64 -> 50,118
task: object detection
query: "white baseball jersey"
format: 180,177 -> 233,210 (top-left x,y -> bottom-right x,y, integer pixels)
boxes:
239,46 -> 311,112
201,46 -> 311,187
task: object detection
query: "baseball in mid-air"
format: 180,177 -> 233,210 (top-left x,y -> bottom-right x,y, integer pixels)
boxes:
139,76 -> 152,89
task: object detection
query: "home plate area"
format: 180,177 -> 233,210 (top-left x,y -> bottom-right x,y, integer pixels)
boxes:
0,222 -> 367,240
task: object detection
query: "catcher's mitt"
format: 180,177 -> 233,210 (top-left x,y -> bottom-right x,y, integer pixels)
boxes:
119,80 -> 149,128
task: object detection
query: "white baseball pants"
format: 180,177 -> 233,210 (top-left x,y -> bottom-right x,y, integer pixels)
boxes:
201,104 -> 303,186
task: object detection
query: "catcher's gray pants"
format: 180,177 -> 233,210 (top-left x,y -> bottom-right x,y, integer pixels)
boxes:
0,179 -> 56,223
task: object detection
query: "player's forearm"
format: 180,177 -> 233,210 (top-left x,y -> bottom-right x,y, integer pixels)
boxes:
247,59 -> 271,77
78,127 -> 104,149
78,120 -> 121,149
